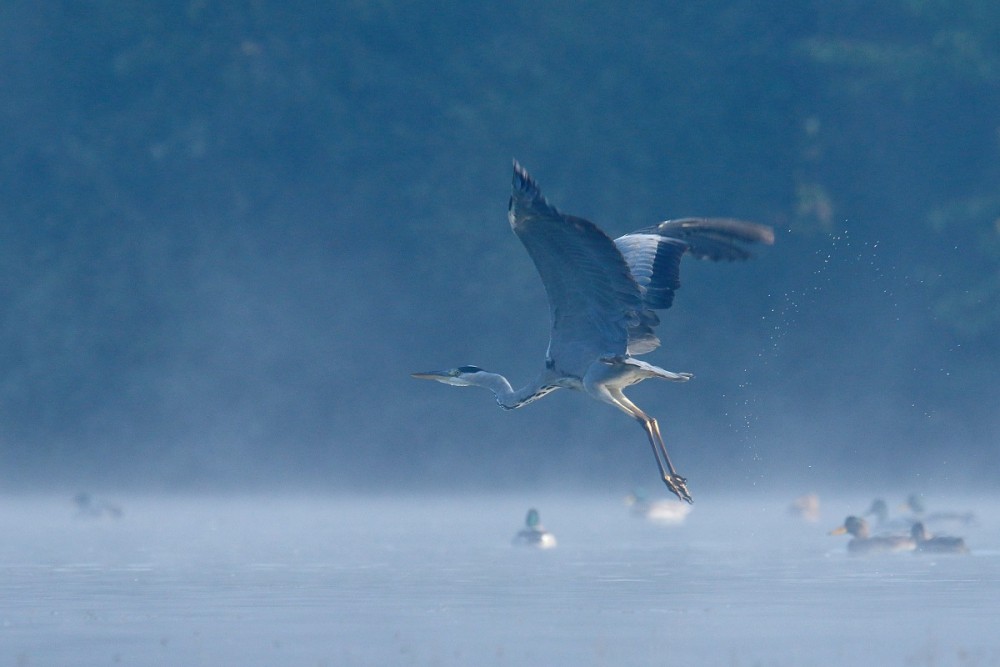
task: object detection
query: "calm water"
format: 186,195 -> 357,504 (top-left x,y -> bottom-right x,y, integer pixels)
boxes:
1,492 -> 997,666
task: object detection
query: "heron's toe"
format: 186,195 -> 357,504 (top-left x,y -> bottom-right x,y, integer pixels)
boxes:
664,474 -> 693,504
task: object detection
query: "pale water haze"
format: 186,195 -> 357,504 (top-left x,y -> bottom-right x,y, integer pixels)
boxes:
1,492 -> 996,666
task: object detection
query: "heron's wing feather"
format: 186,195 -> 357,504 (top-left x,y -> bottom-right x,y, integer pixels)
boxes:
616,218 -> 774,302
613,233 -> 687,310
508,161 -> 654,370
614,218 -> 774,354
639,217 -> 775,261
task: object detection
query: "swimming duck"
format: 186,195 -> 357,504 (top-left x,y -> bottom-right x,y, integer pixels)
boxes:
73,492 -> 123,519
863,498 -> 914,531
788,493 -> 820,522
900,494 -> 976,529
512,508 -> 557,549
910,521 -> 969,554
626,488 -> 691,524
829,516 -> 915,555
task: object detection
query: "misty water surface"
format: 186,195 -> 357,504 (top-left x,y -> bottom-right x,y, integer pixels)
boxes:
1,492 -> 997,666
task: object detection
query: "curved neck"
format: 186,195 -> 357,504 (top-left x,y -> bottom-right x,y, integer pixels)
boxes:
468,372 -> 557,410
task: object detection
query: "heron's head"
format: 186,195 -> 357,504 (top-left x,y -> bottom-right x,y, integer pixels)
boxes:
411,365 -> 489,386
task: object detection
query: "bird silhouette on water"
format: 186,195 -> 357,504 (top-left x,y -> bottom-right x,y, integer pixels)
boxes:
829,516 -> 915,555
512,508 -> 557,549
910,521 -> 969,554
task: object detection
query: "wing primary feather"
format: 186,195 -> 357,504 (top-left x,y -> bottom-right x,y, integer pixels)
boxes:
638,217 -> 775,261
510,159 -> 561,224
614,233 -> 687,310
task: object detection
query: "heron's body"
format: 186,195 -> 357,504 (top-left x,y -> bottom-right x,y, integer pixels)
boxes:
413,161 -> 773,503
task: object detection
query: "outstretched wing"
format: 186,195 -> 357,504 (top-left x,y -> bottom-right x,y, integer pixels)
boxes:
614,218 -> 774,354
508,161 -> 656,375
642,218 -> 775,260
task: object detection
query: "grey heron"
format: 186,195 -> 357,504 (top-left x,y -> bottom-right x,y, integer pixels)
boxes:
413,160 -> 773,503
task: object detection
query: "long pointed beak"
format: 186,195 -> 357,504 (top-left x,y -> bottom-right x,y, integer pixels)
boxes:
411,371 -> 449,380
828,525 -> 848,536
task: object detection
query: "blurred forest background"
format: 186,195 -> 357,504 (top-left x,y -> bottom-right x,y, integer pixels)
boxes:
1,1 -> 997,494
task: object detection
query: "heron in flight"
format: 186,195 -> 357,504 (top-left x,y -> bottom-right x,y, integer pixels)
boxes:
413,161 -> 773,503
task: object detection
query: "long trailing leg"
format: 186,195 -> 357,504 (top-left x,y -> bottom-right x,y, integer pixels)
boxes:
607,388 -> 693,504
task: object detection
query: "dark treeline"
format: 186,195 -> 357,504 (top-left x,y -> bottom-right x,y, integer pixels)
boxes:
0,1 -> 997,491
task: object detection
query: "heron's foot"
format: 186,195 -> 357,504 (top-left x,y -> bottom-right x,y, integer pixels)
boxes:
663,371 -> 694,382
663,473 -> 693,504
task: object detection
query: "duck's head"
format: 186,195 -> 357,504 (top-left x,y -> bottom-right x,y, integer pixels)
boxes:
830,515 -> 869,539
902,494 -> 926,514
525,508 -> 541,529
864,499 -> 888,523
626,487 -> 650,505
910,521 -> 931,542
